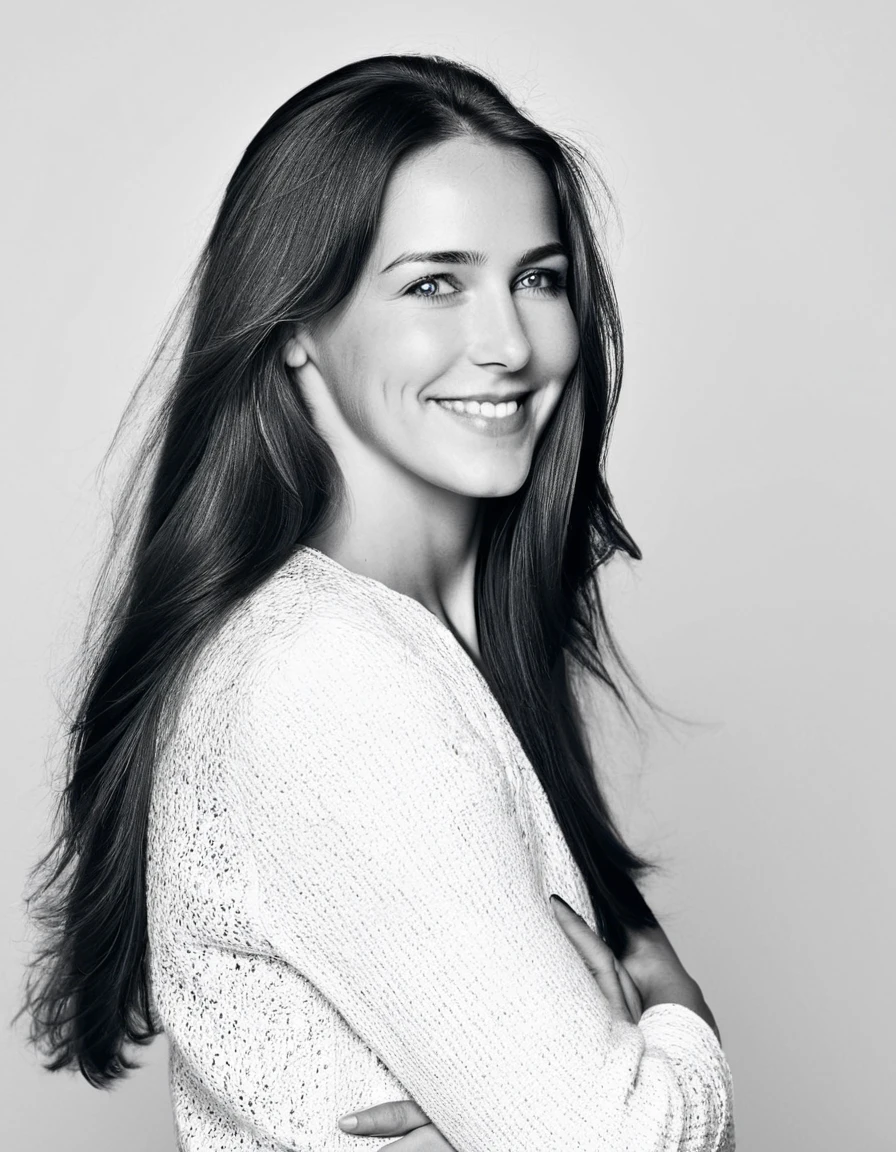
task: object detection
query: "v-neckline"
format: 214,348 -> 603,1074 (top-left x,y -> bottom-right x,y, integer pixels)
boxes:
289,544 -> 537,767
295,544 -> 490,679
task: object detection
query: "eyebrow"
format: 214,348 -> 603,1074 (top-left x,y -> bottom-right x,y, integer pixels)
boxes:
378,241 -> 568,275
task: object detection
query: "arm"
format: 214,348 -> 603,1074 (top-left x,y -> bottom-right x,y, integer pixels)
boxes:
231,612 -> 733,1152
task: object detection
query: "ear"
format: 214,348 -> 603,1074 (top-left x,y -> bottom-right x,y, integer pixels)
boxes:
284,327 -> 312,370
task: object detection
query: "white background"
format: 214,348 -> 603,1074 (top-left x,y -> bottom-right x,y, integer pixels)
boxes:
3,1 -> 893,1148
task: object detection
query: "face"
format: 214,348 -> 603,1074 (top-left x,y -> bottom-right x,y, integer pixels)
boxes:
286,135 -> 580,501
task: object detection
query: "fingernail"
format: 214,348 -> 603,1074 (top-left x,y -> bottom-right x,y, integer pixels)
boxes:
337,1114 -> 358,1131
550,893 -> 573,912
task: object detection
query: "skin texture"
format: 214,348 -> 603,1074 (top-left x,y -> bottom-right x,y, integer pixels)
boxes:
284,134 -> 579,665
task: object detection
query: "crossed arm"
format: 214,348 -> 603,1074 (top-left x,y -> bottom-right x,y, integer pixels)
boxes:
155,613 -> 734,1150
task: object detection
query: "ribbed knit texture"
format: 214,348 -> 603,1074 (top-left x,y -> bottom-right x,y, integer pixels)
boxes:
146,545 -> 736,1150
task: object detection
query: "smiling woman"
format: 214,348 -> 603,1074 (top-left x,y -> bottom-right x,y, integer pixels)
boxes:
19,54 -> 735,1151
290,136 -> 579,607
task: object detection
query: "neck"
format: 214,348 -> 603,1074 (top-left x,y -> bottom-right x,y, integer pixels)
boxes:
304,465 -> 485,660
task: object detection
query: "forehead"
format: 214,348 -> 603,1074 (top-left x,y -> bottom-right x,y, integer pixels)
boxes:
373,137 -> 560,254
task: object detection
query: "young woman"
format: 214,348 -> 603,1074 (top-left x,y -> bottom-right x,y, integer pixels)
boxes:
22,54 -> 735,1150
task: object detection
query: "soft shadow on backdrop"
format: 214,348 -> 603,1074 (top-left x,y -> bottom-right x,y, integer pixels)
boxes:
3,2 -> 893,1149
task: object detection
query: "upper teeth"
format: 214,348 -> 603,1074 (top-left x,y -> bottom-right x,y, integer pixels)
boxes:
434,399 -> 521,417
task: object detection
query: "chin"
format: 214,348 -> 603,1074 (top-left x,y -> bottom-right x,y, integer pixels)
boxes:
438,462 -> 532,500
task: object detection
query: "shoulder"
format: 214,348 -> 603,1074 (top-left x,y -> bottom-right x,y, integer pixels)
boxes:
230,607 -> 513,862
175,548 -> 424,710
246,604 -> 477,754
153,555 -> 520,889
233,549 -> 475,720
164,548 -> 494,788
183,543 -> 481,751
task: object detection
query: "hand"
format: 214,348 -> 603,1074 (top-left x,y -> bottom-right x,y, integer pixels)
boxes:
336,1099 -> 452,1148
617,919 -> 721,1042
551,897 -> 721,1044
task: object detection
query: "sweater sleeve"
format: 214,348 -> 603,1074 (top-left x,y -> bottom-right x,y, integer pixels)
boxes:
230,611 -> 734,1152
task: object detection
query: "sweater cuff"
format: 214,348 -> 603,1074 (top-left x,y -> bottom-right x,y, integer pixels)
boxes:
639,1003 -> 735,1150
639,1002 -> 722,1054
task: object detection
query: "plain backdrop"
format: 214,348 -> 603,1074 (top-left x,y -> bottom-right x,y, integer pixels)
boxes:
3,1 -> 893,1148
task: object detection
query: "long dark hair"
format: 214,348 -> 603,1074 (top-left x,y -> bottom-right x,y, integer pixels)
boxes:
20,52 -> 662,1089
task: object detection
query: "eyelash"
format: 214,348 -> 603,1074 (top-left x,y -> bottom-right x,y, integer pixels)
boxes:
404,268 -> 567,305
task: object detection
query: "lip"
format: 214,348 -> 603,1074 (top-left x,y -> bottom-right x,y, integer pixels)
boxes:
427,393 -> 531,437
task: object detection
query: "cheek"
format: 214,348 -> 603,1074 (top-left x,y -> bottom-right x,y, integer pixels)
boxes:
326,312 -> 464,434
526,306 -> 580,434
379,310 -> 465,387
319,337 -> 371,427
535,303 -> 580,377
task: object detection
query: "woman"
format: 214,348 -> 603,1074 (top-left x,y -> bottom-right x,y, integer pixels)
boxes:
21,54 -> 735,1150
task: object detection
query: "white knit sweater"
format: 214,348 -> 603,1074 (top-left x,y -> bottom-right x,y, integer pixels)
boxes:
146,545 -> 736,1151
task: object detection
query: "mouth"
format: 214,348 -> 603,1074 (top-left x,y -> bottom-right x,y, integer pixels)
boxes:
426,390 -> 534,435
427,391 -> 533,420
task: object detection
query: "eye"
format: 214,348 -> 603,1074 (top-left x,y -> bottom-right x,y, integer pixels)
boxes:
405,274 -> 460,302
515,268 -> 567,295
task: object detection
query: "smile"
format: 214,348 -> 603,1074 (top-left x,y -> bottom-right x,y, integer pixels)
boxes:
434,398 -> 521,418
427,393 -> 532,436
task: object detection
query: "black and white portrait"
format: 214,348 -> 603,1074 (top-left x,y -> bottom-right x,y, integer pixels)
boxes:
4,4 -> 892,1150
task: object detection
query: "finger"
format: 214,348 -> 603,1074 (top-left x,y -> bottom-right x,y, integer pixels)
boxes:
614,956 -> 643,1022
380,1122 -> 457,1150
549,895 -> 616,978
550,895 -> 631,1022
338,1100 -> 431,1136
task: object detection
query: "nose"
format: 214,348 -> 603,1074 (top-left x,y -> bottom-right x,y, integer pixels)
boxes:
467,285 -> 532,374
